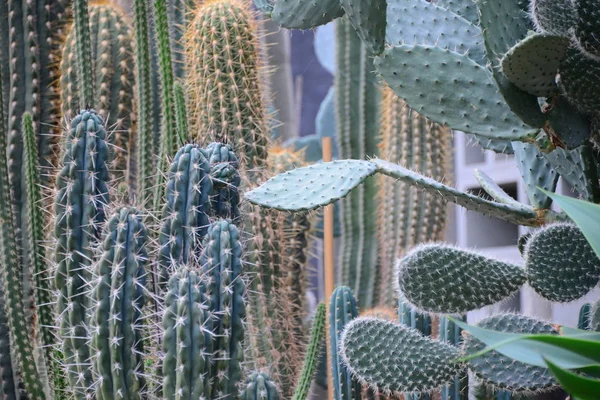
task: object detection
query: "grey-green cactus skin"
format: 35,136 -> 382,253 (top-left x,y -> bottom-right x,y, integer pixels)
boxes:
336,17 -> 381,308
91,207 -> 147,400
438,317 -> 468,400
54,110 -> 110,397
168,0 -> 195,79
159,144 -> 212,283
240,372 -> 280,400
269,0 -> 344,30
205,142 -> 241,222
590,299 -> 600,331
329,286 -> 361,400
578,303 -> 592,330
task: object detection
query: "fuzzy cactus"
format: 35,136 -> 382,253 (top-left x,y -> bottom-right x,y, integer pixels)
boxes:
376,88 -> 451,306
240,372 -> 280,400
91,207 -> 147,399
61,3 -> 136,183
54,110 -> 110,396
158,144 -> 212,284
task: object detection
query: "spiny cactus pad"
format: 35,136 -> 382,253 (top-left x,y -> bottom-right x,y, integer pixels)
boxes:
530,0 -> 576,36
240,372 -> 280,400
375,45 -> 537,140
386,0 -> 485,65
501,34 -> 569,97
340,0 -> 386,55
512,141 -> 558,209
396,244 -> 526,314
559,47 -> 600,116
245,160 -> 377,211
574,0 -> 600,59
340,317 -> 465,395
463,314 -> 558,393
525,223 -> 600,302
436,0 -> 479,24
474,169 -> 523,206
542,145 -> 600,202
271,0 -> 344,29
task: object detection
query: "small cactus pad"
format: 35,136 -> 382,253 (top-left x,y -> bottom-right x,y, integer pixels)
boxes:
436,0 -> 479,24
530,0 -> 576,36
340,317 -> 465,395
559,47 -> 600,116
501,34 -> 570,97
339,0 -> 387,55
512,141 -> 558,209
474,169 -> 523,206
525,223 -> 600,302
463,314 -> 558,393
542,145 -> 600,202
240,372 -> 280,400
396,244 -> 526,314
574,0 -> 600,59
470,135 -> 514,154
245,160 -> 377,211
271,0 -> 344,29
386,0 -> 485,65
375,45 -> 536,140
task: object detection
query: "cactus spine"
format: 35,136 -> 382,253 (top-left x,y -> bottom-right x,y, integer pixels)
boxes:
73,0 -> 94,107
336,17 -> 381,308
61,3 -> 136,184
377,89 -> 451,306
205,142 -> 241,222
91,207 -> 147,399
241,372 -> 281,400
54,110 -> 110,397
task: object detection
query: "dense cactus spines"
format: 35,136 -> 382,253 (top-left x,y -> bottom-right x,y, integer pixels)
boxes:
61,3 -> 136,182
396,244 -> 526,314
240,372 -> 280,400
54,110 -> 110,395
329,286 -> 361,400
159,144 -> 212,283
340,317 -> 464,396
463,314 -> 558,393
91,207 -> 148,400
162,268 -> 210,400
205,142 -> 241,222
186,0 -> 269,170
200,219 -> 246,397
525,223 -> 600,302
336,17 -> 381,308
377,88 -> 451,306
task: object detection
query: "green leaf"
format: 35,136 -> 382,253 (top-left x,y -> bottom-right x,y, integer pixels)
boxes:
544,191 -> 600,259
545,359 -> 600,400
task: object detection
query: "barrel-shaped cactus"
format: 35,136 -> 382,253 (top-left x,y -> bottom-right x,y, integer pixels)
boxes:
91,207 -> 148,399
54,110 -> 110,396
61,3 -> 136,183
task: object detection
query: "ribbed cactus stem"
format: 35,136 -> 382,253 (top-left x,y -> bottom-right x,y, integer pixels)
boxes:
241,372 -> 281,400
92,207 -> 147,399
54,110 -> 110,397
292,303 -> 326,400
438,317 -> 468,400
174,82 -> 189,144
73,0 -> 94,107
205,142 -> 241,222
134,0 -> 155,205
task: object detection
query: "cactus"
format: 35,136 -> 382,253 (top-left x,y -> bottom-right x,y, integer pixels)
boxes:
185,0 -> 269,172
54,110 -> 110,396
329,286 -> 361,400
241,372 -> 280,400
339,0 -> 386,55
205,142 -> 241,222
61,3 -> 136,183
336,17 -> 381,308
158,144 -> 212,284
578,303 -> 592,330
292,302 -> 326,400
438,317 -> 468,400
168,0 -> 195,79
268,0 -> 344,30
91,207 -> 147,399
590,299 -> 600,331
376,88 -> 451,306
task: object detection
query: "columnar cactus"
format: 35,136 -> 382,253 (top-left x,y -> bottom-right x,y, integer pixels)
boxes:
61,3 -> 136,182
205,142 -> 241,222
377,88 -> 451,306
91,207 -> 148,399
438,317 -> 468,400
54,110 -> 110,396
240,372 -> 281,400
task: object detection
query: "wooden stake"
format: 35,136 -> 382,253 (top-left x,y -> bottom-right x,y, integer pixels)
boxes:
322,137 -> 335,400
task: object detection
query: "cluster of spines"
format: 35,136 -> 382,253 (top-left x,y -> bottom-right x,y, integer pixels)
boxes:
376,88 -> 451,306
205,142 -> 241,222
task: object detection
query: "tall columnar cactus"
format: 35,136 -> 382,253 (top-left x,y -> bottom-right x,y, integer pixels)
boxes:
61,3 -> 136,183
336,17 -> 381,308
168,0 -> 195,79
91,207 -> 147,399
329,286 -> 361,400
438,317 -> 468,400
158,144 -> 212,284
185,0 -> 269,171
292,303 -> 326,400
241,372 -> 281,400
205,142 -> 241,222
377,88 -> 451,306
54,110 -> 110,397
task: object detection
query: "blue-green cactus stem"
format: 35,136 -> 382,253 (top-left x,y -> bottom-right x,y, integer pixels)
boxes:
241,372 -> 281,400
73,0 -> 94,107
205,142 -> 241,222
91,207 -> 147,400
439,317 -> 468,400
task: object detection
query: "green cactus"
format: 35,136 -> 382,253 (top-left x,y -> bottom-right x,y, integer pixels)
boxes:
336,17 -> 381,308
339,0 -> 386,55
174,82 -> 190,145
72,0 -> 94,108
572,0 -> 600,59
200,219 -> 245,397
292,302 -> 326,400
168,0 -> 195,79
205,142 -> 241,222
54,110 -> 110,397
91,207 -> 147,399
329,286 -> 361,400
241,372 -> 280,400
376,88 -> 451,306
590,299 -> 600,331
61,3 -> 136,183
438,317 -> 468,400
530,0 -> 576,36
162,267 -> 210,399
578,303 -> 592,330
268,0 -> 344,30
159,144 -> 212,284
511,142 -> 559,209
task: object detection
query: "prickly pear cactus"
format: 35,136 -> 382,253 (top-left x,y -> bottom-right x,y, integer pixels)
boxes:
54,110 -> 110,396
91,207 -> 147,400
60,3 -> 136,182
377,88 -> 451,306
